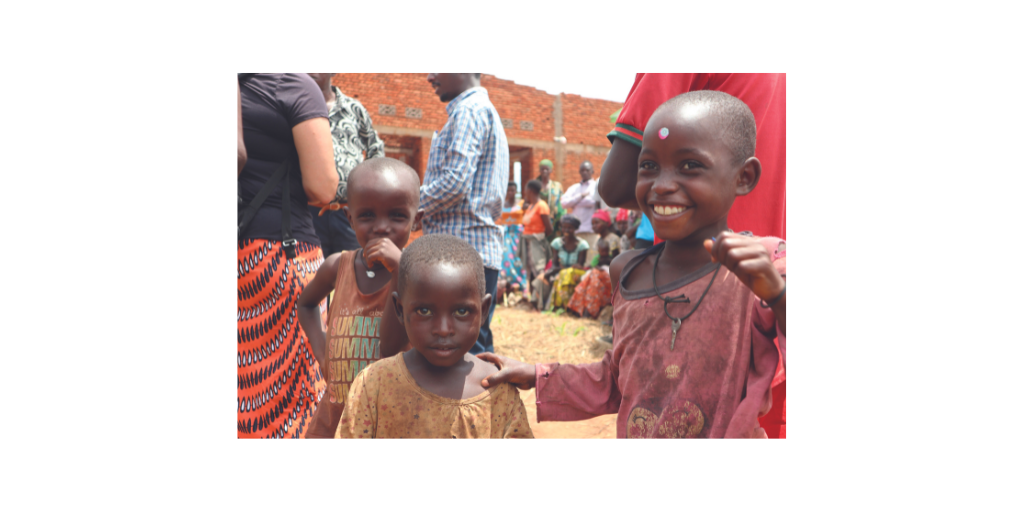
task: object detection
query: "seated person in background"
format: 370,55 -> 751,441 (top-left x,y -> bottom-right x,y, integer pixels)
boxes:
615,208 -> 634,250
532,215 -> 589,311
335,234 -> 533,438
296,157 -> 423,438
591,209 -> 621,259
567,238 -> 614,319
592,238 -> 613,269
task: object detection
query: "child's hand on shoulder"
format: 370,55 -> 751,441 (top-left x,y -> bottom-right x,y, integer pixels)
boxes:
364,237 -> 402,272
704,232 -> 785,304
476,353 -> 537,390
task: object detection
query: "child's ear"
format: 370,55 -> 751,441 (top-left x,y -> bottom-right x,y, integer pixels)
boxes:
735,157 -> 762,196
480,293 -> 492,318
412,209 -> 425,232
343,206 -> 352,224
391,292 -> 404,321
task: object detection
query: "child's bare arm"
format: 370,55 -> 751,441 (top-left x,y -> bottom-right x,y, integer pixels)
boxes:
363,237 -> 401,272
477,353 -> 537,390
704,232 -> 786,336
379,278 -> 410,358
297,252 -> 342,370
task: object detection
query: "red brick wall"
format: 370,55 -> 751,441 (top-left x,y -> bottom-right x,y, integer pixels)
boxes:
561,93 -> 622,147
483,75 -> 556,141
333,73 -> 447,132
330,73 -> 622,191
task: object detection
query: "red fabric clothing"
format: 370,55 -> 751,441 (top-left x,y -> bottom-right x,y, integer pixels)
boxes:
609,73 -> 786,241
535,237 -> 786,438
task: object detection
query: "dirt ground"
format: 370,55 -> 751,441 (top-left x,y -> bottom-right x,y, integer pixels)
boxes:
490,302 -> 617,439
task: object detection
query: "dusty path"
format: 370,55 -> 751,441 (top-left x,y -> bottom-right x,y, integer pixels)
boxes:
490,304 -> 617,438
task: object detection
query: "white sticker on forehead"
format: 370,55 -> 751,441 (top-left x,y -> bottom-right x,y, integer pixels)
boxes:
677,102 -> 713,122
379,168 -> 402,188
658,127 -> 669,139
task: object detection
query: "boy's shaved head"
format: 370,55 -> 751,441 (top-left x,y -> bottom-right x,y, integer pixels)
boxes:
348,157 -> 421,204
652,90 -> 757,165
398,234 -> 486,298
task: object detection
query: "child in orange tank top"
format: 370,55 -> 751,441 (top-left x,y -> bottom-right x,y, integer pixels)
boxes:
297,158 -> 423,438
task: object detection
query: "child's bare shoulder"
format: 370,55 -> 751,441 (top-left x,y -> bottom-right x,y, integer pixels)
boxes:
320,251 -> 346,277
469,355 -> 498,378
610,248 -> 646,287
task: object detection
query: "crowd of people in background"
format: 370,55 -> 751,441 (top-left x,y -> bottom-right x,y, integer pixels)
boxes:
495,164 -> 646,319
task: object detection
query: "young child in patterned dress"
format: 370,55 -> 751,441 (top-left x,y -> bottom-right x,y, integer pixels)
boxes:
297,157 -> 423,438
335,234 -> 533,438
479,90 -> 786,438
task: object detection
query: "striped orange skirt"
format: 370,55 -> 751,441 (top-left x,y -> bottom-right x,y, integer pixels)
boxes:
238,238 -> 327,438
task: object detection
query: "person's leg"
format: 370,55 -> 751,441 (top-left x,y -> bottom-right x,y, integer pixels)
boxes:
470,267 -> 500,355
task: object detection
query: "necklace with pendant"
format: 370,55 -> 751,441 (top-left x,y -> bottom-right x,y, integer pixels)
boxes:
651,245 -> 721,350
360,250 -> 376,278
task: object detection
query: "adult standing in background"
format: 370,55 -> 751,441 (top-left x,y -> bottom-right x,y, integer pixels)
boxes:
238,73 -> 339,439
560,161 -> 600,262
536,159 -> 565,238
415,73 -> 509,354
598,73 -> 787,438
305,73 -> 386,258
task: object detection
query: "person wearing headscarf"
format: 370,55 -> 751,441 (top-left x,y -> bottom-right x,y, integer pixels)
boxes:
537,159 -> 565,240
567,209 -> 619,318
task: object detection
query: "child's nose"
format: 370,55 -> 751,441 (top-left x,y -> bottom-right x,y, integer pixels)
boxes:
433,316 -> 454,336
652,173 -> 679,194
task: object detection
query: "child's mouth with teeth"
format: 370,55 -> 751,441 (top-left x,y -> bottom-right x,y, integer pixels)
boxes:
653,205 -> 688,215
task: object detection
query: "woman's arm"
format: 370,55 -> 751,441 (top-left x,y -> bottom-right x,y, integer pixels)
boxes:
540,214 -> 553,238
574,250 -> 588,269
296,253 -> 342,370
292,117 -> 339,205
237,81 -> 247,176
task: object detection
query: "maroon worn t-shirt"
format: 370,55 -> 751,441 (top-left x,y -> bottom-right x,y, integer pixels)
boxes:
238,73 -> 328,244
535,237 -> 786,438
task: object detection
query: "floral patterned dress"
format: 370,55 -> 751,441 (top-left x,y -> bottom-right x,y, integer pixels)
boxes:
497,203 -> 526,291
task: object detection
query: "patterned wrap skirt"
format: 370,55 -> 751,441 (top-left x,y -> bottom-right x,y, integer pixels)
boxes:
567,268 -> 613,318
548,267 -> 586,311
238,238 -> 327,438
500,224 -> 527,291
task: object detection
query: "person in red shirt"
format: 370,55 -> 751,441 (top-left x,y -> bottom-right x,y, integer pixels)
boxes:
598,74 -> 787,437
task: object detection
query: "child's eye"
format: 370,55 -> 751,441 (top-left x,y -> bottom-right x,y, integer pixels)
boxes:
415,307 -> 432,316
453,308 -> 470,317
639,160 -> 658,171
680,161 -> 703,171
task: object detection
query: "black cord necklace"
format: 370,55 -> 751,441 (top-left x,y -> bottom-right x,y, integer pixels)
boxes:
651,245 -> 721,350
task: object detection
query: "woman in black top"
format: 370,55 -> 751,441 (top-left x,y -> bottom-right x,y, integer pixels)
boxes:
237,73 -> 338,439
